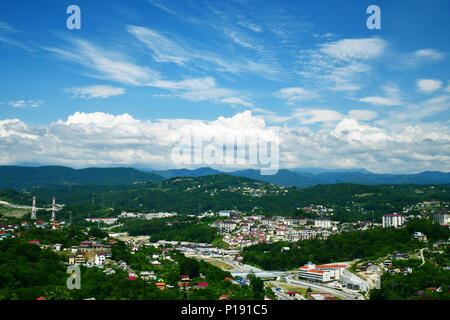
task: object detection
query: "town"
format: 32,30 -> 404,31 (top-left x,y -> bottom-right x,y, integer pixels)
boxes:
1,192 -> 448,301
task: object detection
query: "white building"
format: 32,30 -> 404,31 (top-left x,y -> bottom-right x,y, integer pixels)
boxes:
315,264 -> 347,280
382,214 -> 405,228
299,263 -> 333,283
314,218 -> 332,229
94,252 -> 107,266
85,218 -> 118,225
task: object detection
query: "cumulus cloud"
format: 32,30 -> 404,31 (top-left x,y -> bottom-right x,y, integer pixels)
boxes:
0,111 -> 448,173
417,79 -> 443,93
65,85 -> 126,99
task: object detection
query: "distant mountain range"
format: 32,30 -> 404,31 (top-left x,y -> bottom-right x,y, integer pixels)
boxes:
0,165 -> 448,191
152,167 -> 450,188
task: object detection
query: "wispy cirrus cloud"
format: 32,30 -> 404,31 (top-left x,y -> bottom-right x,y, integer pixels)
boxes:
127,25 -> 283,80
45,38 -> 159,86
297,38 -> 387,92
0,20 -> 34,52
65,85 -> 126,99
359,85 -> 404,106
148,77 -> 253,107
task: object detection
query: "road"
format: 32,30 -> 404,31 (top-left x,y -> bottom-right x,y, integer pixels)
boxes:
284,276 -> 364,300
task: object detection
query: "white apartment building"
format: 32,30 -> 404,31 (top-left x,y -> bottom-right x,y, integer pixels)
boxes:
314,218 -> 332,229
382,214 -> 405,228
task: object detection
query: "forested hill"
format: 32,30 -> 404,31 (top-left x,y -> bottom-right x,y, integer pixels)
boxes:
1,174 -> 448,223
0,166 -> 164,190
2,166 -> 449,191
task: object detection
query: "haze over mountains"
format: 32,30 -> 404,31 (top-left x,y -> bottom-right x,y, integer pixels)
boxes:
1,165 -> 448,191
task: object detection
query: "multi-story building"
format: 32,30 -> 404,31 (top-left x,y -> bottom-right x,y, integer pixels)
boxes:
95,252 -> 107,266
315,264 -> 347,280
433,210 -> 449,226
212,220 -> 237,233
382,214 -> 405,228
314,218 -> 332,229
299,263 -> 333,282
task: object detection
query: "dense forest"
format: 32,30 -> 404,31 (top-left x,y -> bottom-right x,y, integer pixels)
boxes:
1,174 -> 448,224
115,216 -> 219,243
242,220 -> 450,270
1,166 -> 449,190
370,262 -> 450,300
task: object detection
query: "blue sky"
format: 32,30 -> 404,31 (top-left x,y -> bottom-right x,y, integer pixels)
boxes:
0,0 -> 449,173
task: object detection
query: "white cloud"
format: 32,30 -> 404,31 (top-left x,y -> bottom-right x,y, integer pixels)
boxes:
127,25 -> 282,80
46,39 -> 159,85
65,85 -> 126,99
275,87 -> 319,104
319,38 -> 387,61
347,110 -> 378,121
1,111 -> 448,173
0,21 -> 16,33
148,77 -> 253,107
359,85 -> 404,106
47,37 -> 253,106
298,38 -> 387,92
8,100 -> 43,108
417,79 -> 443,93
237,21 -> 263,33
127,25 -> 190,65
412,49 -> 445,60
220,97 -> 253,107
359,96 -> 403,106
293,108 -> 344,125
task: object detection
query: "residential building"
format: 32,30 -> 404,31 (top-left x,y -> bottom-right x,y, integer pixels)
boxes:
382,214 -> 405,228
433,210 -> 449,226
